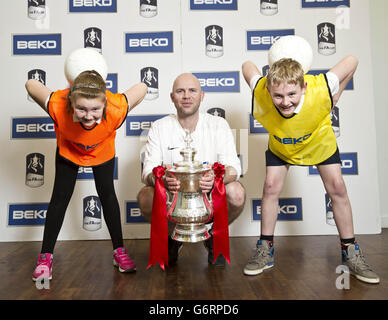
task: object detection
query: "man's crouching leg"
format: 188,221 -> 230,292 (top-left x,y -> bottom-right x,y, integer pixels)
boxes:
137,186 -> 176,235
225,181 -> 246,225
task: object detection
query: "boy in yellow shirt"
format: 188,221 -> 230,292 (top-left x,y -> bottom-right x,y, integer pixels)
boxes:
242,56 -> 379,284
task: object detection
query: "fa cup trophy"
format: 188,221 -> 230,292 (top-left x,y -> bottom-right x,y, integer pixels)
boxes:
166,130 -> 213,242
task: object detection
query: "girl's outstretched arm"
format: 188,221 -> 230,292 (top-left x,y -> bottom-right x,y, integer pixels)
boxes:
25,79 -> 52,113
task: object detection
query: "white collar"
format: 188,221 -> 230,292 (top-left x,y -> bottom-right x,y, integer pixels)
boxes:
293,94 -> 305,114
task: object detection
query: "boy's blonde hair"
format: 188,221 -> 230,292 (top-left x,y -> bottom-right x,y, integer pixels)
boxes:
267,58 -> 305,88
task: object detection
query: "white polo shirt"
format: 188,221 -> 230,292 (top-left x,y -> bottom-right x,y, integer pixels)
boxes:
141,113 -> 242,183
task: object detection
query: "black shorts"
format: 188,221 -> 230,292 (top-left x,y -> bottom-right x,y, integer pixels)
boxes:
265,147 -> 341,167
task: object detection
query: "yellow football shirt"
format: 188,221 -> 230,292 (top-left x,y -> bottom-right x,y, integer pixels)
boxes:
252,74 -> 336,165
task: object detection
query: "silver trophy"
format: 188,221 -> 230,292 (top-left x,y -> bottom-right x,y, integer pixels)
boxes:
166,130 -> 213,242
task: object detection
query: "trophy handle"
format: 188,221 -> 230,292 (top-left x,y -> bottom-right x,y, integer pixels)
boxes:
166,191 -> 179,223
202,192 -> 213,223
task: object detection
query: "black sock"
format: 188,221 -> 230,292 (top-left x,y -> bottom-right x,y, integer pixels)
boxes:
260,235 -> 274,247
340,237 -> 356,250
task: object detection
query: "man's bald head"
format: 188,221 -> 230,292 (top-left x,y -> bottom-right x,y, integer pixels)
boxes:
172,73 -> 202,93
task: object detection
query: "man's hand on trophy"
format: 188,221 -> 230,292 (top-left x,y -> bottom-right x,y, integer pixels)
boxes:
164,164 -> 180,194
200,169 -> 215,193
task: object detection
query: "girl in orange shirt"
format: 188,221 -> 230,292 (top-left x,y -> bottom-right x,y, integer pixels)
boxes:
26,70 -> 147,281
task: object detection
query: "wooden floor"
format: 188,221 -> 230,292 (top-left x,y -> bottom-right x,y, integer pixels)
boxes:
1,230 -> 388,301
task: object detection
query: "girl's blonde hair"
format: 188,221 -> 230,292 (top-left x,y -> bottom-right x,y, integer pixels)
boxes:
67,70 -> 107,116
267,58 -> 305,88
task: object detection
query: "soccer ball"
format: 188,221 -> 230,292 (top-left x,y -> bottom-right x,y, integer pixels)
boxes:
268,35 -> 313,73
64,48 -> 108,84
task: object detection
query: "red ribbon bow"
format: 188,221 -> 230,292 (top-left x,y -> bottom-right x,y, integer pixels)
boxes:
147,166 -> 168,270
211,163 -> 230,264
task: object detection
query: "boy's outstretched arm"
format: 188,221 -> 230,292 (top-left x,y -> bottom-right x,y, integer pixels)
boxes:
242,61 -> 262,88
124,82 -> 148,111
329,55 -> 359,105
25,79 -> 52,113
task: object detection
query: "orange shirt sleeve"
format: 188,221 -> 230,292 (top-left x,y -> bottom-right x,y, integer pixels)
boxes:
105,90 -> 129,130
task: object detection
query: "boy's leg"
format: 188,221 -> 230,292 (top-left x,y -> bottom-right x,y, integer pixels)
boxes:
318,163 -> 379,284
317,163 -> 354,239
243,160 -> 288,276
261,165 -> 289,236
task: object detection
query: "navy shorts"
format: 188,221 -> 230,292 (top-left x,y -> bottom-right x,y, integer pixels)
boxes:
265,147 -> 341,167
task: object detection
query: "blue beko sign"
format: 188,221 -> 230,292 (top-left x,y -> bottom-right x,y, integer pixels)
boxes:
192,71 -> 240,93
12,117 -> 56,139
125,32 -> 173,53
252,198 -> 303,221
69,0 -> 117,12
126,201 -> 148,223
126,114 -> 167,136
190,0 -> 238,10
247,29 -> 295,51
106,73 -> 118,93
249,114 -> 268,134
302,0 -> 350,8
308,152 -> 359,175
8,203 -> 48,226
77,157 -> 118,180
13,34 -> 61,55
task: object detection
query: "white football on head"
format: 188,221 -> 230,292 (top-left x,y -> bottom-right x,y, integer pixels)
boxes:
64,48 -> 108,84
268,35 -> 313,74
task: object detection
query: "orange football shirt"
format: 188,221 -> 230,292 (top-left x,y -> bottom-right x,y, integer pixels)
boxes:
48,89 -> 128,166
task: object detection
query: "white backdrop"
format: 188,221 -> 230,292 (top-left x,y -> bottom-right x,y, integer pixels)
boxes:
0,0 -> 381,242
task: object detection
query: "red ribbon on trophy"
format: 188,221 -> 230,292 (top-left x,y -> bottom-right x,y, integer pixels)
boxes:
147,166 -> 168,270
211,163 -> 230,264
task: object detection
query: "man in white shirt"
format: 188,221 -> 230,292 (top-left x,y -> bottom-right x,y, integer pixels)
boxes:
137,73 -> 245,266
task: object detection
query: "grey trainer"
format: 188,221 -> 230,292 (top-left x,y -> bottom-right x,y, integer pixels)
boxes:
342,243 -> 380,284
243,240 -> 274,276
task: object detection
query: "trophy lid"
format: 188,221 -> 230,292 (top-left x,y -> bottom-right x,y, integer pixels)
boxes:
169,130 -> 208,173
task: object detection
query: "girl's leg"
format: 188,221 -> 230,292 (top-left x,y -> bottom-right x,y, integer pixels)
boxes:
92,158 -> 123,250
41,151 -> 79,253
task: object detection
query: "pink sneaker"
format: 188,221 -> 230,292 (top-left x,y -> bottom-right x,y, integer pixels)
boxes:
113,247 -> 136,273
32,253 -> 53,281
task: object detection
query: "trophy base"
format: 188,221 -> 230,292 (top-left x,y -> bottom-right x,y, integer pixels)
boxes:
171,223 -> 211,243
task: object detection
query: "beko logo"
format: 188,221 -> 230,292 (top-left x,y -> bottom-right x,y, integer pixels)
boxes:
192,72 -> 240,92
252,198 -> 303,221
8,203 -> 48,226
302,0 -> 350,8
126,201 -> 148,223
13,34 -> 61,55
125,32 -> 173,53
190,0 -> 237,10
126,115 -> 167,136
12,117 -> 56,139
69,0 -> 117,12
247,29 -> 294,51
309,153 -> 358,175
